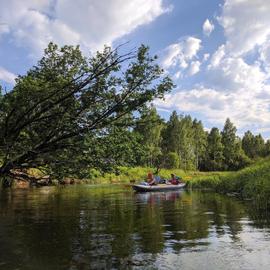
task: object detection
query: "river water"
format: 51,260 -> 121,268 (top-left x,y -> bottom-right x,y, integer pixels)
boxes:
0,185 -> 270,270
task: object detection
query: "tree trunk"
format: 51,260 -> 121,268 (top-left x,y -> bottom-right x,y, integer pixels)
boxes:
0,162 -> 14,187
0,175 -> 13,188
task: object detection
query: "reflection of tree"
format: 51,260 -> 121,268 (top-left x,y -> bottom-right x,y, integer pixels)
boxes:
0,188 -> 78,269
135,202 -> 165,254
196,192 -> 246,240
161,192 -> 210,252
224,199 -> 245,240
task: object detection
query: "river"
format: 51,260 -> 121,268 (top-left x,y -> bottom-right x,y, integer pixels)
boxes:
0,185 -> 270,270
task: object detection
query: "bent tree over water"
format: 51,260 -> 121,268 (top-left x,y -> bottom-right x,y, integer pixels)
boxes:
0,42 -> 173,186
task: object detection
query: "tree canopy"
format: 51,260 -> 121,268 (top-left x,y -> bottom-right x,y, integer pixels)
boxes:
0,42 -> 173,181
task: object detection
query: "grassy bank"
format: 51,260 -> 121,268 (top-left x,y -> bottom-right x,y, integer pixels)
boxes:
87,167 -> 225,185
187,158 -> 270,207
3,159 -> 270,209
87,167 -> 188,184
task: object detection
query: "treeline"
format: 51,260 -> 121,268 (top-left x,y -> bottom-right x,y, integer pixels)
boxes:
113,106 -> 270,172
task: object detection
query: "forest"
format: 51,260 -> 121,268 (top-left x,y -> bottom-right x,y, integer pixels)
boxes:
109,107 -> 270,172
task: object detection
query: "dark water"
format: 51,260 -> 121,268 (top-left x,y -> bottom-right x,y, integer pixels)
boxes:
0,185 -> 270,270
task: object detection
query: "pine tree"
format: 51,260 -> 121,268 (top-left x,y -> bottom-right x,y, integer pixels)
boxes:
221,118 -> 238,170
161,111 -> 180,155
204,127 -> 224,171
192,119 -> 207,170
264,140 -> 270,156
242,130 -> 255,158
254,134 -> 265,157
221,118 -> 250,170
178,115 -> 196,170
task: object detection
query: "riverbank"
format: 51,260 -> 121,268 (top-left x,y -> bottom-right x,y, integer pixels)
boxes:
61,167 -> 225,185
2,160 -> 270,210
186,158 -> 270,208
0,166 -> 221,188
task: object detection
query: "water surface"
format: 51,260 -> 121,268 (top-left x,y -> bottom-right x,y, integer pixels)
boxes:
0,185 -> 270,269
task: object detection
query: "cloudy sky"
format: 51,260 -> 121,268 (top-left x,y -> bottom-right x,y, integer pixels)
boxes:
1,0 -> 270,137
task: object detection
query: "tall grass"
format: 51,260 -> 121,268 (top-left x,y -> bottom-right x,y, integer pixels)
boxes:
87,167 -> 188,184
188,158 -> 270,208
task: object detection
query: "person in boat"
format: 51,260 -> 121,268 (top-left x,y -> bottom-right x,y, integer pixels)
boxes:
147,172 -> 156,186
169,174 -> 181,185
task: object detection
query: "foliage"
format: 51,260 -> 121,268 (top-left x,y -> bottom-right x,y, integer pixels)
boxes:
0,42 -> 173,181
206,118 -> 250,171
164,152 -> 180,169
203,127 -> 224,171
192,119 -> 207,170
161,112 -> 202,171
134,105 -> 164,167
86,166 -> 187,184
221,118 -> 239,169
242,131 -> 266,158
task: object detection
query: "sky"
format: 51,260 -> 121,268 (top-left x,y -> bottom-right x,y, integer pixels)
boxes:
1,0 -> 270,138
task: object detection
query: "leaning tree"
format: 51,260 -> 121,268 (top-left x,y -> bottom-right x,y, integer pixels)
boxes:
0,43 -> 173,186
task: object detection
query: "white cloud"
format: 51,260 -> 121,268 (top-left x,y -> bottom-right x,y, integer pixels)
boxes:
159,0 -> 270,135
203,53 -> 210,61
207,55 -> 267,92
161,43 -> 184,70
188,61 -> 201,75
0,0 -> 171,55
206,1 -> 270,92
259,41 -> 270,72
55,0 -> 172,51
154,87 -> 270,132
219,0 -> 270,56
161,36 -> 202,78
209,45 -> 225,68
0,67 -> 16,84
203,19 -> 214,36
183,37 -> 202,59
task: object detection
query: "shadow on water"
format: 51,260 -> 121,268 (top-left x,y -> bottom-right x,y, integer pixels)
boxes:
0,185 -> 270,270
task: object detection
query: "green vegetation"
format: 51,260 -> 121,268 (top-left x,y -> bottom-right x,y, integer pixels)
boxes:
86,167 -> 187,184
0,42 -> 173,186
187,158 -> 270,207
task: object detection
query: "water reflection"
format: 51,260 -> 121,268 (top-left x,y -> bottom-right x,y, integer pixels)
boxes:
135,191 -> 182,204
0,186 -> 270,270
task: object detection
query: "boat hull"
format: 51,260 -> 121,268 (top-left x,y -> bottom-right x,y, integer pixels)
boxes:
132,183 -> 186,192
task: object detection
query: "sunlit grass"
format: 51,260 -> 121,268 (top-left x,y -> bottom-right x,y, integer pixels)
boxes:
188,158 -> 270,207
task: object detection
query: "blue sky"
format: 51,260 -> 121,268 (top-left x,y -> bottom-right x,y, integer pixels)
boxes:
1,0 -> 270,138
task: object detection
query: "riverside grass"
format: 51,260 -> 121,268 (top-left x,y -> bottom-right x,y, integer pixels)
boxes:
87,167 -> 224,185
4,159 -> 270,209
87,167 -> 188,184
186,158 -> 270,208
94,159 -> 270,208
